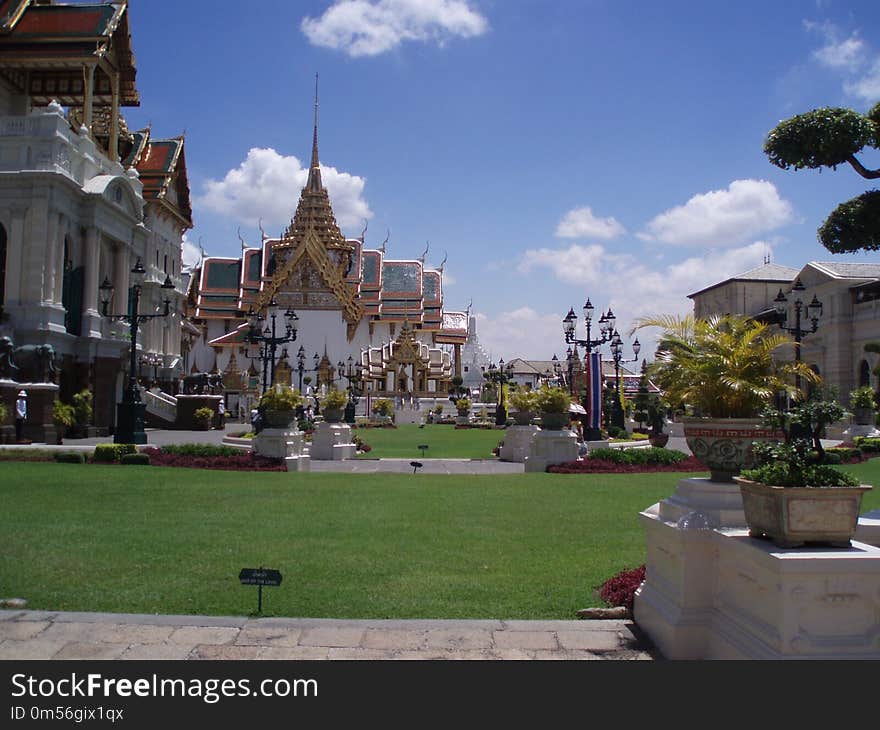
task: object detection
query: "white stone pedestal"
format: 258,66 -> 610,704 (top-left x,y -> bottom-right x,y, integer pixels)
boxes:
523,429 -> 578,472
635,478 -> 880,659
252,428 -> 310,472
310,422 -> 356,460
843,424 -> 880,439
499,425 -> 539,463
585,440 -> 610,453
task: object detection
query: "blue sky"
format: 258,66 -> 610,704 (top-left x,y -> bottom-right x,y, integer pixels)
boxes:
122,0 -> 880,360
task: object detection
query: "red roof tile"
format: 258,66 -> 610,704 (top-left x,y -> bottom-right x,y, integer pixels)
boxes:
11,5 -> 115,38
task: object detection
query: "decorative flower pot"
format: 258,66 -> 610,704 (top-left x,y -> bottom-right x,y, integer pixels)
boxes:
853,407 -> 876,426
262,410 -> 296,429
648,433 -> 669,448
682,417 -> 784,482
513,410 -> 535,426
734,477 -> 872,548
322,408 -> 344,423
539,412 -> 569,431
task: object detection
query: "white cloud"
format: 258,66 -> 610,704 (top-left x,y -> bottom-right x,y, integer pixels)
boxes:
181,235 -> 201,270
301,0 -> 488,58
844,58 -> 880,102
475,307 -> 567,361
506,241 -> 772,359
639,180 -> 794,247
555,206 -> 625,240
196,147 -> 372,234
812,30 -> 865,71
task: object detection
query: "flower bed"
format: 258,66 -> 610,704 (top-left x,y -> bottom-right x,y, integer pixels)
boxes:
549,453 -> 708,474
598,565 -> 646,611
143,447 -> 285,471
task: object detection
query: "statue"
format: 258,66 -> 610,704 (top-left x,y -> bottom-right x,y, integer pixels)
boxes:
12,343 -> 56,383
0,336 -> 17,380
182,372 -> 225,394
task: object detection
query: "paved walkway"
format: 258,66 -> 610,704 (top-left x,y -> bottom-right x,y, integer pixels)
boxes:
0,610 -> 657,660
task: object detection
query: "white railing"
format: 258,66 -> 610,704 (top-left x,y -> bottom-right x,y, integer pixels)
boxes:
142,388 -> 177,422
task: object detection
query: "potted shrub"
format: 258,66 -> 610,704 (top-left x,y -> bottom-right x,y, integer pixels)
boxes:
633,314 -> 819,481
193,406 -> 214,430
455,397 -> 472,416
52,400 -> 76,441
508,387 -> 539,425
735,398 -> 871,547
319,387 -> 348,423
258,385 -> 303,429
70,389 -> 93,437
0,402 -> 10,444
535,386 -> 571,430
647,400 -> 669,448
849,385 -> 876,425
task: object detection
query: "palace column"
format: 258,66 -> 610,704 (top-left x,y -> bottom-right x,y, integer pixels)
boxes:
454,343 -> 462,378
42,210 -> 59,303
3,206 -> 25,307
82,226 -> 101,338
82,65 -> 95,131
108,71 -> 120,162
52,218 -> 66,305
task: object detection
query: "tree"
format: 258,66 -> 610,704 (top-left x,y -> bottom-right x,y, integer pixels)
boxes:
764,103 -> 880,254
632,375 -> 651,430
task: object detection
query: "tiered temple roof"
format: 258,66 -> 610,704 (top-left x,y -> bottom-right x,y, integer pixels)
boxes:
194,83 -> 467,348
123,128 -> 193,228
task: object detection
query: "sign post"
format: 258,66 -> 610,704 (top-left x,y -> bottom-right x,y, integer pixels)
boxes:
238,567 -> 282,614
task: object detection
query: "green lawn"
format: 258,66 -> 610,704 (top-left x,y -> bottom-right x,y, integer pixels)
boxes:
355,423 -> 504,459
2,460 -> 877,620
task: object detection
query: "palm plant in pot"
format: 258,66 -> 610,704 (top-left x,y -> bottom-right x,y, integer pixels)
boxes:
535,386 -> 571,431
735,397 -> 871,548
849,385 -> 876,426
508,386 -> 539,425
633,313 -> 819,481
259,385 -> 303,429
319,387 -> 349,423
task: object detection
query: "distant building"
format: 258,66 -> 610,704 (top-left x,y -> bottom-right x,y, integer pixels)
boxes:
185,90 -> 468,415
689,259 -> 880,405
460,314 -> 491,393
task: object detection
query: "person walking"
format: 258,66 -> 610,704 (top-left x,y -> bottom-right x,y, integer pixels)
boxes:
217,399 -> 226,428
14,390 -> 27,442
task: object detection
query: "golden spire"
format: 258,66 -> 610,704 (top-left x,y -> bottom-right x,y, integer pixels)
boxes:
307,72 -> 322,192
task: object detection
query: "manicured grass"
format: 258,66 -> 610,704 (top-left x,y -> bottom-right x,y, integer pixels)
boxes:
0,462 -> 678,619
2,460 -> 876,620
843,458 -> 880,513
355,423 -> 503,459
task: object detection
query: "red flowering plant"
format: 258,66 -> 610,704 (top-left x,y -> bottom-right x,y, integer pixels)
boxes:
598,565 -> 646,611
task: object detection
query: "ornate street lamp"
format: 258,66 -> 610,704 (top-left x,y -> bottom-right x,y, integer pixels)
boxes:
296,345 -> 307,392
485,358 -> 514,425
99,258 -> 174,444
336,355 -> 364,424
608,330 -> 641,431
562,296 -> 617,438
774,278 -> 823,394
245,300 -> 298,395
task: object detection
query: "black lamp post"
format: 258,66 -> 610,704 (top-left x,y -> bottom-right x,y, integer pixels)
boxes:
485,358 -> 513,425
562,297 -> 616,439
296,346 -> 307,392
99,258 -> 174,444
337,355 -> 364,424
245,300 -> 298,395
774,277 -> 823,394
608,330 -> 641,431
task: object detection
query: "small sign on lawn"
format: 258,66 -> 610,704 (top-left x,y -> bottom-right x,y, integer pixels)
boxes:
239,567 -> 282,614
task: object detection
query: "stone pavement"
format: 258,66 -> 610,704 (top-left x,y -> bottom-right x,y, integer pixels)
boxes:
0,610 -> 657,660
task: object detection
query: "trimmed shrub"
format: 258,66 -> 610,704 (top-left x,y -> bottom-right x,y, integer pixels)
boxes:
854,437 -> 880,453
120,453 -> 151,466
92,443 -> 137,463
158,444 -> 243,458
586,447 -> 689,466
598,565 -> 646,611
824,446 -> 862,463
54,451 -> 86,464
142,447 -> 285,472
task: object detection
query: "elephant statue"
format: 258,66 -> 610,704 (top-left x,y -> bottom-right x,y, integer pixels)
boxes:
0,336 -> 17,380
12,344 -> 56,383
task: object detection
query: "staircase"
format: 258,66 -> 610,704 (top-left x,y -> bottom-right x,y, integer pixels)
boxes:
142,388 -> 177,427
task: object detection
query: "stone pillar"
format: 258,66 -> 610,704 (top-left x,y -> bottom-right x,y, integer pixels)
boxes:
109,71 -> 119,162
82,227 -> 101,337
310,421 -> 356,460
3,206 -> 25,305
82,65 -> 95,132
499,424 -> 540,463
454,343 -> 462,378
523,428 -> 579,472
253,427 -> 310,472
42,211 -> 58,303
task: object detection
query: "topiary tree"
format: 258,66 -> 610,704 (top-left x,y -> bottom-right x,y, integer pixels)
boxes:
764,103 -> 880,253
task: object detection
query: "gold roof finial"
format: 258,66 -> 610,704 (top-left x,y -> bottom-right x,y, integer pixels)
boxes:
307,72 -> 322,192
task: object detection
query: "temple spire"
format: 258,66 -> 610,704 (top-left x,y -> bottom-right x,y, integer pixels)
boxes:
307,73 -> 322,192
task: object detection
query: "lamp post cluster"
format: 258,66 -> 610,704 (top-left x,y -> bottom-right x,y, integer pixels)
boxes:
295,346 -> 321,393
99,258 -> 175,444
562,296 -> 639,438
244,300 -> 299,395
484,359 -> 514,425
773,278 -> 823,393
336,355 -> 365,423
139,352 -> 162,387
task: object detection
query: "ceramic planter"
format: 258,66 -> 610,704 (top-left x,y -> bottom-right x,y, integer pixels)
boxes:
539,412 -> 569,431
262,409 -> 296,429
513,410 -> 535,426
853,407 -> 876,426
649,433 -> 669,448
322,408 -> 344,423
682,417 -> 784,482
734,477 -> 872,548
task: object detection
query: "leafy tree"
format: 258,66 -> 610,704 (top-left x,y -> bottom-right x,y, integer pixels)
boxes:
632,375 -> 651,430
764,103 -> 880,253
